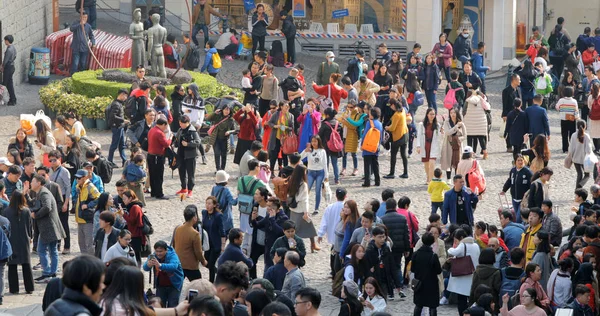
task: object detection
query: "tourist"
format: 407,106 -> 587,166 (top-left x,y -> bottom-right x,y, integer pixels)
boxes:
471,42 -> 490,93
99,265 -> 156,315
267,101 -> 294,171
34,119 -> 57,166
313,73 -> 347,112
440,108 -> 466,181
548,24 -> 571,79
431,33 -> 453,82
258,64 -> 280,117
361,108 -> 383,187
419,54 -> 441,112
412,232 -> 443,316
200,195 -> 225,282
294,287 -> 321,316
216,28 -> 239,60
416,108 -> 441,184
339,100 -> 365,177
92,211 -> 119,262
4,191 -> 34,294
200,40 -> 220,78
281,251 -> 306,301
530,230 -> 555,289
251,4 -> 269,54
233,104 -> 259,167
143,240 -> 184,307
442,3 -> 454,38
502,74 -> 522,152
173,205 -> 208,282
265,247 -> 288,291
387,51 -> 403,84
174,115 -> 201,197
469,248 -> 501,309
546,258 -> 573,308
121,190 -> 143,265
380,198 -> 409,299
318,108 -> 343,185
218,228 -> 253,269
500,155 -> 532,224
103,229 -> 136,264
297,98 -> 321,153
106,89 -> 128,166
62,134 -> 81,181
8,128 -> 34,161
354,76 -> 380,107
147,117 -> 171,200
520,207 -> 544,263
520,262 -> 552,310
253,196 -> 288,271
339,279 -> 363,316
206,105 -> 236,171
447,228 -> 480,315
384,99 -> 408,179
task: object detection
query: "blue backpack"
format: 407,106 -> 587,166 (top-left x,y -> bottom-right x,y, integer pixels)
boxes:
499,268 -> 525,309
0,222 -> 12,261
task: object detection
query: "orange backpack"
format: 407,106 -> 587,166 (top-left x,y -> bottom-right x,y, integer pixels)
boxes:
361,120 -> 381,153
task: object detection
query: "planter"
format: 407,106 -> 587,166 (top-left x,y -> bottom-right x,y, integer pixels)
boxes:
82,117 -> 96,129
95,118 -> 108,130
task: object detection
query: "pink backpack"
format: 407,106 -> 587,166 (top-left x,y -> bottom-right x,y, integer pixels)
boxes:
325,121 -> 344,152
444,87 -> 463,109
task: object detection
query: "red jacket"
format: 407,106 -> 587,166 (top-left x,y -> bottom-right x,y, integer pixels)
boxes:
583,49 -> 599,66
123,202 -> 144,242
147,126 -> 171,155
163,43 -> 177,69
312,83 -> 348,111
130,88 -> 151,107
233,109 -> 258,141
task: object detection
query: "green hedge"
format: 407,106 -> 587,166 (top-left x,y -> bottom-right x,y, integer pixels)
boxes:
40,69 -> 243,119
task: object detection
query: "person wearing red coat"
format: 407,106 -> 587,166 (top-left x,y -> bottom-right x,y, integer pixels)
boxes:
122,190 -> 145,265
582,45 -> 599,66
233,105 -> 259,165
312,73 -> 348,111
147,119 -> 172,199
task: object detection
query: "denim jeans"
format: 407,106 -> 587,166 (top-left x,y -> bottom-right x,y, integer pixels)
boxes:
327,155 -> 340,182
513,199 -> 522,224
307,169 -> 325,210
85,5 -> 97,29
392,252 -> 404,289
156,286 -> 181,307
108,127 -> 126,163
71,51 -> 89,75
431,202 -> 443,214
38,239 -> 59,276
425,89 -> 437,112
342,151 -> 357,169
192,24 -> 209,46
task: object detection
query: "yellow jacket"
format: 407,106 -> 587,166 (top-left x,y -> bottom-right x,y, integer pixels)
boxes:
427,179 -> 451,203
519,223 -> 542,264
388,111 -> 408,142
74,179 -> 100,224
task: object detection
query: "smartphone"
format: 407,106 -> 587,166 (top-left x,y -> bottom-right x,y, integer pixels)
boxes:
147,254 -> 155,261
187,289 -> 199,302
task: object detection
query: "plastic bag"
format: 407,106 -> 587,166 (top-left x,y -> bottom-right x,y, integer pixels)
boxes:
322,181 -> 332,204
584,153 -> 598,173
20,110 -> 51,136
241,33 -> 253,49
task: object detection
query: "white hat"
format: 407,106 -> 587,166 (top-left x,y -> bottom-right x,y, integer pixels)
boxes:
215,170 -> 230,184
463,146 -> 474,154
0,157 -> 13,166
326,51 -> 335,58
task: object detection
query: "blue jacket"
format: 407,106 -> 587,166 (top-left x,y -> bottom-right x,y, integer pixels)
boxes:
590,36 -> 600,56
218,243 -> 254,269
524,105 -> 550,137
71,173 -> 104,200
69,21 -> 95,53
211,185 -> 237,233
442,187 -> 478,226
361,119 -> 383,156
339,221 -> 354,259
569,298 -> 594,316
503,222 -> 525,250
201,47 -> 220,74
0,215 -> 12,261
418,63 -> 441,91
201,209 -> 226,252
125,163 -> 146,183
471,52 -> 488,80
143,246 -> 184,291
264,261 -> 287,291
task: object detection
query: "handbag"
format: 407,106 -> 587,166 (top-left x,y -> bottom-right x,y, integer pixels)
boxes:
281,132 -> 298,154
207,116 -> 230,136
564,152 -> 573,169
450,243 -> 475,277
565,113 -> 576,121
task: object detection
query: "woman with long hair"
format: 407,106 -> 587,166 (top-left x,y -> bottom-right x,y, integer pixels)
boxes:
547,258 -> 573,308
335,201 -> 360,270
400,54 -> 421,81
258,64 -> 279,117
63,134 -> 81,181
339,280 -> 364,316
559,236 -> 583,276
419,54 -> 441,113
417,108 -> 441,183
456,146 -> 485,194
520,262 -> 551,310
7,128 -> 34,161
361,277 -> 387,316
340,100 -> 367,177
318,107 -> 343,184
518,59 -> 539,108
232,104 -> 258,167
387,51 -> 403,84
405,71 -> 423,117
52,115 -> 71,147
447,228 -> 481,315
501,287 -> 547,316
568,119 -> 593,188
121,190 -> 144,266
93,192 -> 124,234
100,265 -> 153,315
463,90 -> 490,159
297,98 -> 322,153
559,70 -> 578,98
587,83 -> 600,152
531,231 -> 555,289
522,134 -> 551,175
170,84 -> 185,133
556,86 -> 579,153
431,33 -> 453,82
301,135 -> 328,214
287,164 -> 319,251
367,60 -> 380,81
64,112 -> 86,141
384,99 -> 409,179
205,103 -> 236,171
373,62 -> 394,124
202,196 -> 226,282
440,107 -> 466,181
343,244 -> 368,290
7,149 -> 22,167
103,229 -> 137,264
313,73 -> 348,112
4,191 -> 34,294
34,119 -> 56,166
266,101 -> 294,171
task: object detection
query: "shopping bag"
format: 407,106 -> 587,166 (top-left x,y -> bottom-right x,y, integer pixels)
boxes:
20,110 -> 51,136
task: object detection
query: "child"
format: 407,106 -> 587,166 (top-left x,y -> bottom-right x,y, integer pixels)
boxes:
428,213 -> 442,228
406,43 -> 422,65
427,168 -> 450,214
121,146 -> 143,179
279,68 -> 304,113
534,61 -> 553,109
241,69 -> 252,89
125,154 -> 147,206
210,170 -> 238,234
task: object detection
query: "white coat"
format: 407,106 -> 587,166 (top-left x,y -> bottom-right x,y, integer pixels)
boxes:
462,94 -> 489,137
416,122 -> 441,159
447,237 -> 480,296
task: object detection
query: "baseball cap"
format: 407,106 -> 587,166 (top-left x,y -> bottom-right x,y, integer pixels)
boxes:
463,146 -> 474,154
389,86 -> 398,93
75,169 -> 89,179
326,51 -> 335,58
0,157 -> 13,166
335,187 -> 347,196
82,161 -> 93,168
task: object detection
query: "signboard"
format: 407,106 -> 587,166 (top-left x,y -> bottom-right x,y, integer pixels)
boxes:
293,0 -> 306,18
294,18 -> 310,30
332,9 -> 349,19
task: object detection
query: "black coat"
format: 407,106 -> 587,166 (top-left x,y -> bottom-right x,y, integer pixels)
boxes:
458,72 -> 482,94
174,125 -> 201,160
504,109 -> 529,147
250,209 -> 288,267
502,166 -> 533,200
380,210 -> 409,253
107,99 -> 125,128
7,138 -> 34,161
44,288 -> 103,316
365,240 -> 395,293
3,206 -> 32,265
170,91 -> 185,133
281,16 -> 296,39
411,246 -> 442,308
93,227 -> 120,260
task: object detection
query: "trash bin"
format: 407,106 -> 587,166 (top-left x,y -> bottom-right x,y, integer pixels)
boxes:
29,47 -> 51,85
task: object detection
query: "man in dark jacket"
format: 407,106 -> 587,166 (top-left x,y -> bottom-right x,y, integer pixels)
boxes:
75,0 -> 97,29
30,175 -> 66,284
453,28 -> 473,64
524,94 -> 550,146
2,35 -> 17,106
126,109 -> 156,152
86,150 -> 113,185
175,115 -> 201,197
503,98 -> 529,160
380,198 -> 409,299
442,174 -> 478,226
378,43 -> 392,64
365,226 -> 397,298
93,211 -> 119,261
570,284 -> 594,316
502,74 -> 522,151
577,27 -> 592,53
217,228 -> 254,269
280,11 -> 296,65
44,255 -> 104,316
347,50 -> 366,84
69,11 -> 95,75
107,89 -> 129,165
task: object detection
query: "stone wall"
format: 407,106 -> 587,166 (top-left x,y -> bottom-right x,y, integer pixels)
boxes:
0,0 -> 53,84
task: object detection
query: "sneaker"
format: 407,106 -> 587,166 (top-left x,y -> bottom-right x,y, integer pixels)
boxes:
187,190 -> 193,198
35,276 -> 51,284
34,275 -> 47,281
225,55 -> 234,61
399,174 -> 409,179
388,294 -> 395,301
312,210 -> 319,216
156,196 -> 170,200
408,154 -> 412,158
383,174 -> 395,179
62,248 -> 70,255
175,189 -> 188,195
439,296 -> 449,305
32,263 -> 42,270
340,168 -> 346,176
398,290 -> 406,298
229,148 -> 235,155
351,169 -> 358,176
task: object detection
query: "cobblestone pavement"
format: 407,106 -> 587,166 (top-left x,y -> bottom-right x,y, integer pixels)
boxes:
0,12 -> 578,316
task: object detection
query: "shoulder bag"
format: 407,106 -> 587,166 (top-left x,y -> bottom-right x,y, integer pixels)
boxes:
450,243 -> 475,276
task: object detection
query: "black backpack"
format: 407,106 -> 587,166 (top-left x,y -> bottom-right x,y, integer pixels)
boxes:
97,157 -> 114,184
141,212 -> 154,235
124,96 -> 138,120
553,34 -> 567,56
185,45 -> 202,70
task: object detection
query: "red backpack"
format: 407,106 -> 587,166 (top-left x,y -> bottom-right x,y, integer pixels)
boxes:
466,160 -> 486,195
325,121 -> 344,152
590,97 -> 600,120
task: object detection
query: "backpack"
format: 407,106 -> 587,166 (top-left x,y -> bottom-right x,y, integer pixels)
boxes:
499,268 -> 525,309
589,97 -> 600,120
331,263 -> 347,298
465,160 -> 486,195
105,103 -> 113,126
318,85 -> 334,112
96,157 -> 114,184
238,177 -> 260,215
324,121 -> 344,152
553,34 -> 567,56
185,45 -> 202,70
0,222 -> 12,261
443,87 -> 463,109
520,182 -> 540,210
535,74 -> 553,95
361,120 -> 381,153
211,52 -> 222,69
141,212 -> 154,235
272,176 -> 291,202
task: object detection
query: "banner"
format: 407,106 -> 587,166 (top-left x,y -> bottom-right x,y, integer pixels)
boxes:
244,0 -> 256,12
293,0 -> 306,18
